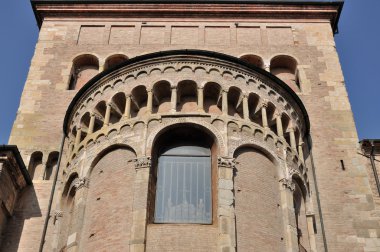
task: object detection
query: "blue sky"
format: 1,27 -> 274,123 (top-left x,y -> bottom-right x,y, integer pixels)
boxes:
0,0 -> 379,144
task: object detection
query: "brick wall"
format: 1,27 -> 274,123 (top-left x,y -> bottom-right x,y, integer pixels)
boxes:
234,147 -> 284,251
6,12 -> 380,251
80,148 -> 136,252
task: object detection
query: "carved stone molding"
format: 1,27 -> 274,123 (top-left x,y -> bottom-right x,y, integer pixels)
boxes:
54,209 -> 64,218
218,156 -> 236,169
133,156 -> 151,169
280,178 -> 295,192
289,168 -> 302,178
73,177 -> 89,190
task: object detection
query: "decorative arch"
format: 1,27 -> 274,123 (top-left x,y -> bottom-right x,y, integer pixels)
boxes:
152,80 -> 171,113
240,54 -> 264,69
64,50 -> 310,139
104,54 -> 129,70
86,143 -> 137,177
69,54 -> 99,90
147,120 -> 224,157
28,151 -> 44,180
233,145 -> 284,251
81,145 -> 136,251
270,55 -> 300,91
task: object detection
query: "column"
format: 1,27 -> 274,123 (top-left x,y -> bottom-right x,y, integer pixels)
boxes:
67,177 -> 89,252
279,178 -> 298,252
298,140 -> 304,162
88,113 -> 95,134
171,86 -> 177,112
125,95 -> 131,119
75,127 -> 82,148
289,128 -> 297,152
261,102 -> 268,128
276,113 -> 284,137
130,156 -> 151,252
306,213 -> 317,252
197,87 -> 204,112
147,89 -> 153,114
104,103 -> 111,126
217,157 -> 236,252
243,95 -> 249,120
68,141 -> 74,157
51,210 -> 64,251
222,90 -> 228,115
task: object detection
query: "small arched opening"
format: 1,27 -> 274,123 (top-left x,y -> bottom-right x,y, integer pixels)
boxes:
131,85 -> 148,117
177,80 -> 198,112
270,55 -> 300,92
203,82 -> 222,114
248,93 -> 262,126
28,151 -> 44,180
45,151 -> 59,180
69,54 -> 99,90
240,54 -> 264,69
152,81 -> 171,113
227,87 -> 244,118
104,54 -> 128,70
109,92 -> 125,124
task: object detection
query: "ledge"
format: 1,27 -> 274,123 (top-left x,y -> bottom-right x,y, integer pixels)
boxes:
0,145 -> 32,185
31,0 -> 343,32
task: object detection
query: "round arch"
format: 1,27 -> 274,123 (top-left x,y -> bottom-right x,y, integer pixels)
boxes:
86,143 -> 137,178
64,50 -> 310,138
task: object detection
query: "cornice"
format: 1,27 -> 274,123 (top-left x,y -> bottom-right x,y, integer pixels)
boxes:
31,1 -> 343,33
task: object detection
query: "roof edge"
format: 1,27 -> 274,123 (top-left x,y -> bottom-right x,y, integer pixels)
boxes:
31,0 -> 344,33
0,145 -> 33,185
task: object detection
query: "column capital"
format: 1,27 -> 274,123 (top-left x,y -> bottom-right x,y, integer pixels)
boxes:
171,86 -> 177,90
132,156 -> 151,170
54,209 -> 64,218
218,156 -> 236,169
298,141 -> 304,147
261,100 -> 269,108
73,177 -> 90,191
274,110 -> 282,118
280,178 -> 295,192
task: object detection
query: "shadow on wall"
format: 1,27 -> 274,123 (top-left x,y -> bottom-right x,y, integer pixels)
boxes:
0,186 -> 42,252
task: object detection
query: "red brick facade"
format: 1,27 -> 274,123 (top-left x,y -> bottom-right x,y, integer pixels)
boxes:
1,1 -> 379,252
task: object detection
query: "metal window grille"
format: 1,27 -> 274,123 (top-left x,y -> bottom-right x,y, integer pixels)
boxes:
154,146 -> 211,224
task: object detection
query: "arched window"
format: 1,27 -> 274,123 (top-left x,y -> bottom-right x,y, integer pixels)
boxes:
153,127 -> 213,224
